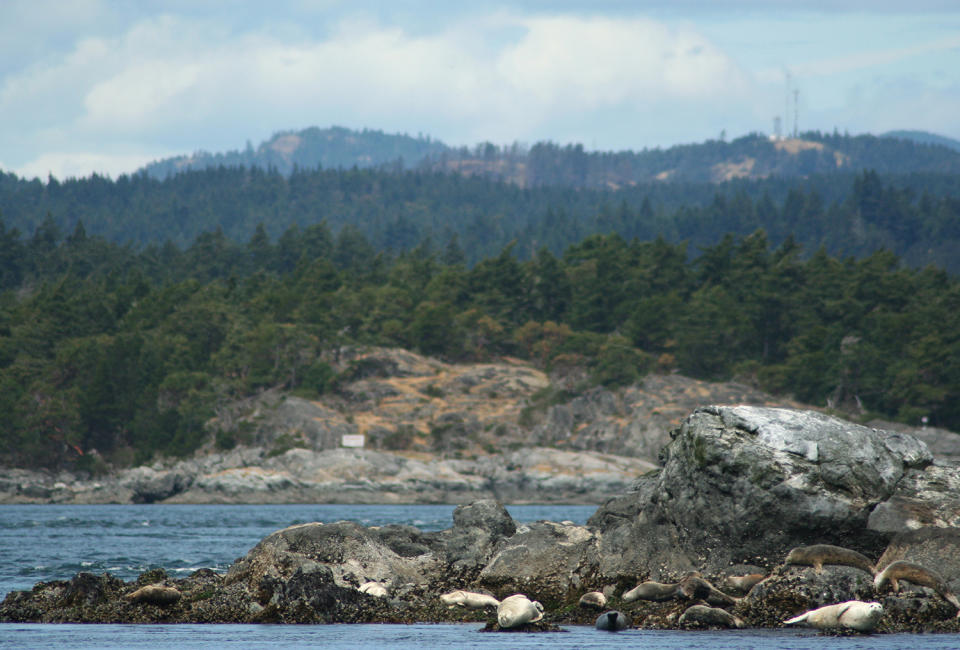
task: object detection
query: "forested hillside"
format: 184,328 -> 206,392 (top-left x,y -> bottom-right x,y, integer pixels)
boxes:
140,126 -> 960,187
3,165 -> 960,271
1,219 -> 958,472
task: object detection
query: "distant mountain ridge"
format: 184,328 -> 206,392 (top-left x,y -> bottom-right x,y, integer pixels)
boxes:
141,126 -> 960,187
881,130 -> 960,152
142,126 -> 448,179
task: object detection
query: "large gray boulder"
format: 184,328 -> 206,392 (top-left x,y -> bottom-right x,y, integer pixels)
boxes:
590,405 -> 936,576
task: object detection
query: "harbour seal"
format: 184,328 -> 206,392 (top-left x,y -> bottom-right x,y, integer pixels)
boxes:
725,573 -> 766,593
784,600 -> 884,632
358,582 -> 388,598
784,544 -> 875,575
595,610 -> 631,631
621,581 -> 680,602
125,584 -> 181,606
497,594 -> 544,629
439,590 -> 500,609
678,604 -> 745,629
874,560 -> 960,616
578,591 -> 607,609
677,574 -> 739,607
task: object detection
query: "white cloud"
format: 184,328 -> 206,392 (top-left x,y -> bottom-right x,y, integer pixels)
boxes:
1,5 -> 958,178
0,10 -> 758,174
14,151 -> 170,181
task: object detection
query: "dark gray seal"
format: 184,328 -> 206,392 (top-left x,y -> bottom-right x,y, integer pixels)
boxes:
595,610 -> 631,631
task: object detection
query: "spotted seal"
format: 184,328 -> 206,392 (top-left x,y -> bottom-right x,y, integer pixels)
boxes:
874,560 -> 960,616
785,544 -> 875,575
678,604 -> 745,629
125,584 -> 181,606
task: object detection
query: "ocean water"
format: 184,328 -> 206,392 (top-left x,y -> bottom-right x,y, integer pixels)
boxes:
2,504 -> 959,649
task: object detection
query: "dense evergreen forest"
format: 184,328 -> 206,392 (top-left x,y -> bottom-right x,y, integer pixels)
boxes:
3,164 -> 960,271
4,129 -> 960,471
1,209 -> 958,471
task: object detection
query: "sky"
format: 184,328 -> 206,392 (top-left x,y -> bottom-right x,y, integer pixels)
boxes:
2,0 -> 959,180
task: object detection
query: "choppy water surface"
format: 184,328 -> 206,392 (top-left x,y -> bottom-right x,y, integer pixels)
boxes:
2,504 -> 959,649
2,623 -> 955,649
0,504 -> 596,594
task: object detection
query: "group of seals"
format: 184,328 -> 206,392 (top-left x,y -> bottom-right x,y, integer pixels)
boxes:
429,542 -> 958,633
622,572 -> 739,608
618,572 -> 744,629
781,543 -> 960,629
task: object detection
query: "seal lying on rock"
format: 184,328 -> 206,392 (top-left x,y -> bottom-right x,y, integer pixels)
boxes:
497,594 -> 544,629
595,610 -> 630,631
785,544 -> 875,575
678,604 -> 745,629
677,573 -> 739,607
725,573 -> 766,593
622,580 -> 680,602
439,590 -> 500,609
358,582 -> 388,598
784,600 -> 884,632
874,561 -> 960,616
578,591 -> 607,609
125,584 -> 181,606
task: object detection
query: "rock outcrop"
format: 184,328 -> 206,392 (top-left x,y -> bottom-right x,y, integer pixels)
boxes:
6,348 -> 958,506
4,405 -> 959,633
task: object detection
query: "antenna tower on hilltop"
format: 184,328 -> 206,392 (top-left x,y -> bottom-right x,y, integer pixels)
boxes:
793,89 -> 799,137
784,71 -> 792,139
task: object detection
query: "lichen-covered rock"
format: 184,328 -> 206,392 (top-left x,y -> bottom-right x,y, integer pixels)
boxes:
478,521 -> 598,604
591,405 -> 934,577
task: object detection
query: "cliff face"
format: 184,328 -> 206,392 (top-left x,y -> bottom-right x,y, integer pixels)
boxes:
2,347 -> 956,505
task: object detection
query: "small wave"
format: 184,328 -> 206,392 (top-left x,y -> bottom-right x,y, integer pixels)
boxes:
170,567 -> 214,574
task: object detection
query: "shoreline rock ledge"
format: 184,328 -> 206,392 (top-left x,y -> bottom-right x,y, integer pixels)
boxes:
3,405 -> 960,633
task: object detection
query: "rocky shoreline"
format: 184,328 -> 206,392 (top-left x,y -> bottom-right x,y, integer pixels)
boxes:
0,446 -> 656,505
4,405 -> 960,633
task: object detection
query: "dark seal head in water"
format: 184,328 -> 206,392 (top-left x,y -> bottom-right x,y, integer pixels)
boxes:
595,610 -> 631,631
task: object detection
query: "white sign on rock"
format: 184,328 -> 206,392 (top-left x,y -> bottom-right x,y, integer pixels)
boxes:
341,434 -> 365,448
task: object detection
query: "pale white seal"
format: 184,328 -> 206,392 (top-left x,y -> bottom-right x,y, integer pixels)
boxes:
439,590 -> 500,609
784,600 -> 884,632
496,594 -> 544,629
358,581 -> 389,598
